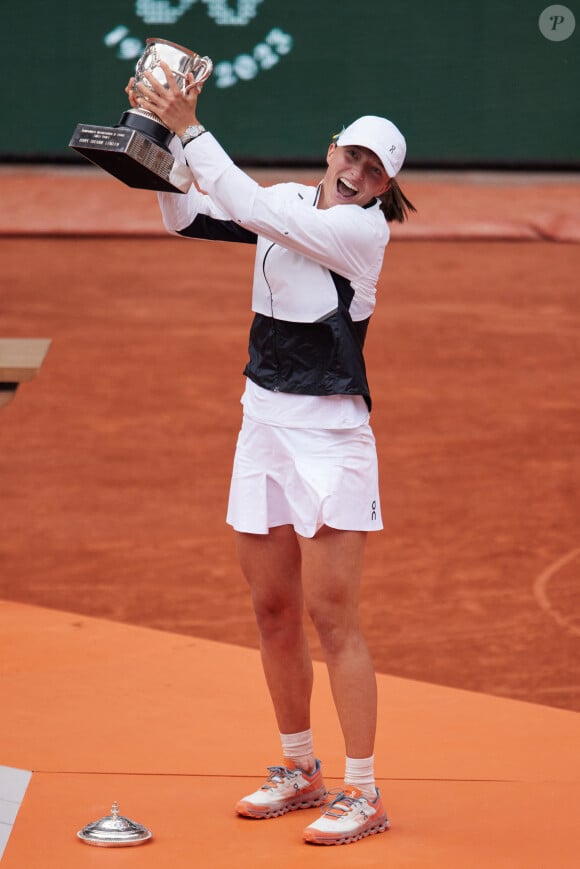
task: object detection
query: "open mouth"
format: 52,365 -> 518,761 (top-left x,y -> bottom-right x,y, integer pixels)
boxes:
337,177 -> 358,198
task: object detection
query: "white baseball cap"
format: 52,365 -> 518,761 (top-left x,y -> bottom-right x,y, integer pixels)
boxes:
336,115 -> 407,178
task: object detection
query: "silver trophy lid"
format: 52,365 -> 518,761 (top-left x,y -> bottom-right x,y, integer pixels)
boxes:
77,801 -> 152,847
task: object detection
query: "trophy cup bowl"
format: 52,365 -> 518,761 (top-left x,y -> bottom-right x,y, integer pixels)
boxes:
69,39 -> 213,193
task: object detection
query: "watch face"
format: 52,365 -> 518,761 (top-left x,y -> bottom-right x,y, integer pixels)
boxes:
181,125 -> 205,145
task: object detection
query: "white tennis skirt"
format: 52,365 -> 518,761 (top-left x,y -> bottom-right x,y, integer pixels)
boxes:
226,416 -> 383,538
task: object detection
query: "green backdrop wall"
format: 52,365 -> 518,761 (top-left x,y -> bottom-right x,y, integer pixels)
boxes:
3,1 -> 579,165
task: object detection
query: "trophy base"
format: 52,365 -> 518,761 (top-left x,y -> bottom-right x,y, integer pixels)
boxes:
69,112 -> 193,194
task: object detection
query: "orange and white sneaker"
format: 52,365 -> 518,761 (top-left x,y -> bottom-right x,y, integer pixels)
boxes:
303,786 -> 390,845
235,759 -> 327,819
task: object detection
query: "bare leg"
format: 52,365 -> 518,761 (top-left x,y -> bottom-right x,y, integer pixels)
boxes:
299,525 -> 376,759
235,525 -> 314,734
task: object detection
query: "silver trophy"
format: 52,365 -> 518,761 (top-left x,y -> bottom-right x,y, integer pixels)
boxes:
69,38 -> 213,193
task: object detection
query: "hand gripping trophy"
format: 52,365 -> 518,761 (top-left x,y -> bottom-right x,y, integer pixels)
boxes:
70,39 -> 213,193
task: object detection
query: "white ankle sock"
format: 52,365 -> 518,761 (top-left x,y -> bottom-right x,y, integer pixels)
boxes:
280,729 -> 316,772
344,755 -> 376,800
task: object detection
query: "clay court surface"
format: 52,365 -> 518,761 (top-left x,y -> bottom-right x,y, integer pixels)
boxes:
1,168 -> 579,711
0,168 -> 579,866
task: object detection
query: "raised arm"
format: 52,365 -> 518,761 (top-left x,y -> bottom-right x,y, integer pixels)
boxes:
132,63 -> 387,276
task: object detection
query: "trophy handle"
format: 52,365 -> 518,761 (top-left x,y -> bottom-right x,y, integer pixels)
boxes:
185,56 -> 214,91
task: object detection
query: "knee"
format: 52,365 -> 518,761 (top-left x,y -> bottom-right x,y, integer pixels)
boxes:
307,601 -> 355,656
252,593 -> 303,642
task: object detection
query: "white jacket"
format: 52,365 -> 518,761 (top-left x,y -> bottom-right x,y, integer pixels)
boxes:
157,133 -> 390,412
158,133 -> 389,323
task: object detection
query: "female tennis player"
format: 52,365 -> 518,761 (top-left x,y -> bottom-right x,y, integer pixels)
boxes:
127,62 -> 414,846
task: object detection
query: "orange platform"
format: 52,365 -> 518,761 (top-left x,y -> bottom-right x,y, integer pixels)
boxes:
1,600 -> 579,867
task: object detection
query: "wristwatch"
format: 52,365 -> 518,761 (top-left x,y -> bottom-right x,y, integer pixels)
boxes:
180,124 -> 207,146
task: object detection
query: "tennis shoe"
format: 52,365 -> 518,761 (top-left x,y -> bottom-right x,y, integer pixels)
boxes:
303,786 -> 390,845
235,759 -> 327,819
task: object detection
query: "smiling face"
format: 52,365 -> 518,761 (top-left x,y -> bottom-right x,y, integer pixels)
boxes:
318,143 -> 391,210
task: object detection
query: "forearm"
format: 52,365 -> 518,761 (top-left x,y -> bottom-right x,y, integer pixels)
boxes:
158,137 -> 238,234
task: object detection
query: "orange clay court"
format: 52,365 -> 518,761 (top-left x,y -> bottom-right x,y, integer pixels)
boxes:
0,166 -> 579,867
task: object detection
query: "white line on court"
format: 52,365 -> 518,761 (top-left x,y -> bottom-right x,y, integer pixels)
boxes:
533,547 -> 580,638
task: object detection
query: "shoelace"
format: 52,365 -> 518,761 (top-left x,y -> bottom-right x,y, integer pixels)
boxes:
261,765 -> 296,791
321,790 -> 364,819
